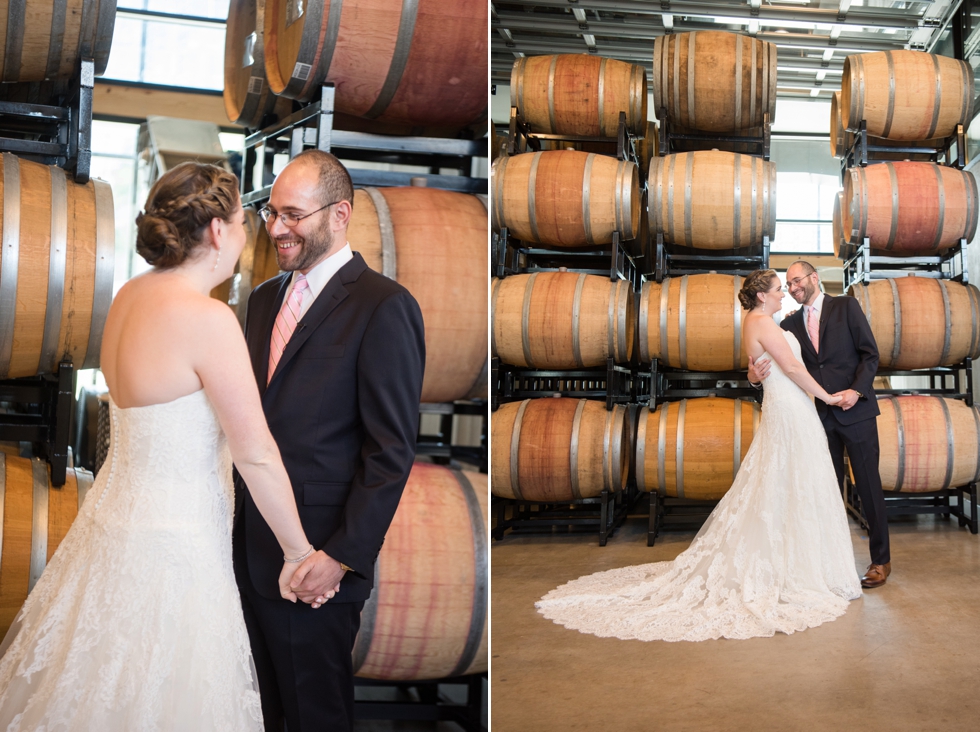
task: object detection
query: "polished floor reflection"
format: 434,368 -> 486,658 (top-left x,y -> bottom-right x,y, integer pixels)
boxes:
491,513 -> 980,731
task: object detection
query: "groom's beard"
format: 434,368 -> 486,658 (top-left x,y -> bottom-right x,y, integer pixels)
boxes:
790,280 -> 816,305
275,226 -> 335,272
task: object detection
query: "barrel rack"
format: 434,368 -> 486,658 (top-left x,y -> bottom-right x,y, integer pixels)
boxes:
840,120 -> 967,176
493,228 -> 641,287
651,232 -> 771,283
506,107 -> 641,166
839,112 -> 977,534
657,109 -> 771,161
354,674 -> 486,732
843,238 -> 968,291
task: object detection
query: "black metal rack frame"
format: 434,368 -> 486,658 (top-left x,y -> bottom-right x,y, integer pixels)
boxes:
491,357 -> 638,412
843,238 -> 968,290
644,363 -> 762,411
657,109 -> 771,160
354,674 -> 485,732
241,84 -> 487,207
416,401 -> 488,474
0,58 -> 93,183
507,106 -> 641,169
874,360 -> 974,406
649,232 -> 771,282
841,121 -> 966,173
844,475 -> 979,535
0,361 -> 74,486
491,488 -> 632,547
645,492 -> 721,547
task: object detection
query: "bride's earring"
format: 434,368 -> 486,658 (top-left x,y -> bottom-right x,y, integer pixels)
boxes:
212,246 -> 221,272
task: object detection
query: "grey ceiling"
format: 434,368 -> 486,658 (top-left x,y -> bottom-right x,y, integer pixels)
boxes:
491,1 -> 979,101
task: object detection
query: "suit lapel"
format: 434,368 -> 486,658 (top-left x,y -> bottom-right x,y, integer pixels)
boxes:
818,294 -> 834,352
265,253 -> 368,387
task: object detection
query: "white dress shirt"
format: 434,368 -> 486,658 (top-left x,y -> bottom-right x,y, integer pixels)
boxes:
283,243 -> 353,320
805,291 -> 825,331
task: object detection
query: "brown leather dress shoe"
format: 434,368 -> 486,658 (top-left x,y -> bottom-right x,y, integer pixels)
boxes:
861,562 -> 891,588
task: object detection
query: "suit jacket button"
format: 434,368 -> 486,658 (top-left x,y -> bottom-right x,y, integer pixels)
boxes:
819,364 -> 824,369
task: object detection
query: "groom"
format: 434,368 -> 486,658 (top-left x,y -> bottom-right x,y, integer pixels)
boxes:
748,260 -> 891,589
234,150 -> 425,731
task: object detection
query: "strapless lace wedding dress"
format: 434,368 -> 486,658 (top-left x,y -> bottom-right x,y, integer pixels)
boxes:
0,389 -> 263,730
537,331 -> 863,641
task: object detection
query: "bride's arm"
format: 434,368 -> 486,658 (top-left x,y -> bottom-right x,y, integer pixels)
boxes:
192,300 -> 312,566
748,317 -> 841,405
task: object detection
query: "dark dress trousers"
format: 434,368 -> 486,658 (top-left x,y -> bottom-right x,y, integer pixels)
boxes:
780,294 -> 890,565
233,252 -> 425,732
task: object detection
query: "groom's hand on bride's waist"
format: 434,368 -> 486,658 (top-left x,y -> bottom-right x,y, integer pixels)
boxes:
747,356 -> 771,387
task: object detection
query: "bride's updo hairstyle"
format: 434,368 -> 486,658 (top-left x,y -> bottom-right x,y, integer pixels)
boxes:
738,269 -> 779,310
135,162 -> 240,268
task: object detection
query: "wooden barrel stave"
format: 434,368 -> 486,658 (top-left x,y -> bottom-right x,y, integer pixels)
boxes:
224,0 -> 294,128
0,454 -> 90,636
830,90 -> 942,160
510,54 -> 647,137
492,149 -> 640,246
848,277 -> 980,369
0,0 -> 115,82
648,150 -> 776,250
0,154 -> 114,379
841,51 -> 973,141
640,274 -> 747,371
491,398 -> 628,501
652,31 -> 777,133
876,396 -> 980,492
352,462 -> 487,680
636,396 -> 761,500
264,0 -> 487,128
349,187 -> 487,404
491,272 -> 634,369
842,161 -> 978,253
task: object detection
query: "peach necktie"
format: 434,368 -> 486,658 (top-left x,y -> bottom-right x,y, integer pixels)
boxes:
268,274 -> 309,383
807,306 -> 820,353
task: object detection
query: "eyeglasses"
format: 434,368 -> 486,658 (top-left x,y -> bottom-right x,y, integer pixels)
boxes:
259,200 -> 342,227
786,272 -> 816,289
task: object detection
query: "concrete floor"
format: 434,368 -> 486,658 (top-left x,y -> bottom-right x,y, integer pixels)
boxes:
491,510 -> 980,732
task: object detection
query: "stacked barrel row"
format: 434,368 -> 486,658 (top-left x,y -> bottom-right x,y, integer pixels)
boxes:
224,0 -> 487,131
641,30 -> 778,507
833,50 -> 980,497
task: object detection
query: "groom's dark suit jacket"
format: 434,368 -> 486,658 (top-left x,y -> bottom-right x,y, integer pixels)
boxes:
780,293 -> 879,425
235,252 -> 425,603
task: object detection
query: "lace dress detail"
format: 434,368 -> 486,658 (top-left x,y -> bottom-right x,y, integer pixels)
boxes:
0,389 -> 263,730
537,331 -> 862,642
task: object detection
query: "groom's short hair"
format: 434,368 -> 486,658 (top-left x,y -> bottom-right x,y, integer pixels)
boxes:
789,260 -> 816,276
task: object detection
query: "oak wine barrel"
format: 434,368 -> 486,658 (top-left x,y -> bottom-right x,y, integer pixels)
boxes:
841,50 -> 973,141
352,462 -> 487,680
876,396 -> 980,492
0,0 -> 114,83
491,397 -> 629,501
349,187 -> 488,403
510,54 -> 647,137
0,454 -> 93,636
639,274 -> 747,371
0,154 -> 114,379
636,396 -> 761,500
842,161 -> 978,253
491,272 -> 634,369
491,149 -> 640,246
538,120 -> 658,177
830,91 -> 942,160
652,31 -> 777,133
648,150 -> 776,250
833,191 -> 850,260
224,0 -> 293,128
848,276 -> 980,370
263,0 -> 487,128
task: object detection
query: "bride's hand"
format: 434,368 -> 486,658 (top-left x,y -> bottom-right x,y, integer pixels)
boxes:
279,562 -> 301,603
823,393 -> 843,406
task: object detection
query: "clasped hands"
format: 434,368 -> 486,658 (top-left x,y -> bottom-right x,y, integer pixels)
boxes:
279,550 -> 345,609
747,356 -> 860,410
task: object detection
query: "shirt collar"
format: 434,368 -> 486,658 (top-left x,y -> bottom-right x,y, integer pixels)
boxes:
807,291 -> 826,314
290,242 -> 353,300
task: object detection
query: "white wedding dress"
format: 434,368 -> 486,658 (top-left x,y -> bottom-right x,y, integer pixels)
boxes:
0,389 -> 263,730
537,331 -> 863,642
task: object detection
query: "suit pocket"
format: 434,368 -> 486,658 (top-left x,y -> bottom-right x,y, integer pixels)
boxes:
298,344 -> 345,360
303,482 -> 351,506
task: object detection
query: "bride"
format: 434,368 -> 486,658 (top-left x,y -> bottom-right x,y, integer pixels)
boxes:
0,163 -> 330,728
537,269 -> 863,642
